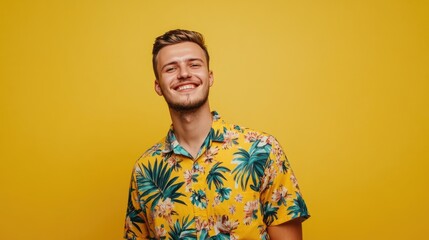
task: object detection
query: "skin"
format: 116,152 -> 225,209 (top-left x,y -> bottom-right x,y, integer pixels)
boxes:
267,218 -> 303,240
154,41 -> 303,238
154,42 -> 214,158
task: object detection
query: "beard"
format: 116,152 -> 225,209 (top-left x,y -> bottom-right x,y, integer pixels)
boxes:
165,89 -> 209,113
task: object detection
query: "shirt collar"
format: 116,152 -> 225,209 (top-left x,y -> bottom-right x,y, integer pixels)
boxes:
162,111 -> 225,158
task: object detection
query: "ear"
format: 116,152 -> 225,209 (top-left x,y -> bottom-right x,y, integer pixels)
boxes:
154,80 -> 163,96
209,71 -> 214,87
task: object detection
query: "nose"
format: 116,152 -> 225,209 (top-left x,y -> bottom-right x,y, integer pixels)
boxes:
178,66 -> 191,79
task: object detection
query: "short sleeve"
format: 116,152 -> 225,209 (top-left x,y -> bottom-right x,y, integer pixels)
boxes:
259,137 -> 310,226
124,167 -> 149,239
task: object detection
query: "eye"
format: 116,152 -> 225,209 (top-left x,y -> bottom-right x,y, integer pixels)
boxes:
190,63 -> 202,68
165,66 -> 176,73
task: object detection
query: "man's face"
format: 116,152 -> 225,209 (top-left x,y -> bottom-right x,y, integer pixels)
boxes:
154,42 -> 213,112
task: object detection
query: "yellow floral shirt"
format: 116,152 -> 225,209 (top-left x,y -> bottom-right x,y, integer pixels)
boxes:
124,112 -> 309,240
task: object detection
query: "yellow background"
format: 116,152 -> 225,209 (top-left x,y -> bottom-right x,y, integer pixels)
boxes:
1,0 -> 428,239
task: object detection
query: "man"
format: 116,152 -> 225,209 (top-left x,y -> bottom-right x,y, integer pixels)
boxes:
124,29 -> 309,240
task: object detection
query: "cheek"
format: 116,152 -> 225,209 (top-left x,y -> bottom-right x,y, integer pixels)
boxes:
194,72 -> 210,81
161,75 -> 175,84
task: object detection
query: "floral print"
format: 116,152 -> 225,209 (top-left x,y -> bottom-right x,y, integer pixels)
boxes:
124,111 -> 309,239
243,200 -> 259,225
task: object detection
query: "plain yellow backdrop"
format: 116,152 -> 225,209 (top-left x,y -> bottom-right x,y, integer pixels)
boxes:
1,0 -> 428,239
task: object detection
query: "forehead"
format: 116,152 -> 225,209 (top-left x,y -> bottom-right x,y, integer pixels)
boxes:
156,42 -> 206,65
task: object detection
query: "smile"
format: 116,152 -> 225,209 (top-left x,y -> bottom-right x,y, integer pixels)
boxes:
175,84 -> 197,91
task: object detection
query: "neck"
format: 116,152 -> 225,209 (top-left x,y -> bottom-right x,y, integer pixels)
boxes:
169,104 -> 213,158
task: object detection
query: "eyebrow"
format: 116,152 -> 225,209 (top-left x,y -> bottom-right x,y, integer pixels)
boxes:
160,58 -> 204,71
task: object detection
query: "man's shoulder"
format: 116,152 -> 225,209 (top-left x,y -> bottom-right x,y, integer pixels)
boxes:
220,120 -> 279,146
135,137 -> 167,164
218,119 -> 263,134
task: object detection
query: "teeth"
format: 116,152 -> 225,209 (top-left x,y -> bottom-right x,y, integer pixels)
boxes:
177,84 -> 195,91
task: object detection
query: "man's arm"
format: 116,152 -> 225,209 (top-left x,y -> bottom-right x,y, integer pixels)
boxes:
267,218 -> 303,240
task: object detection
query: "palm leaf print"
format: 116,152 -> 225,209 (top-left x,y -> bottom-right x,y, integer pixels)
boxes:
190,189 -> 208,209
287,192 -> 309,218
136,159 -> 186,210
206,162 -> 230,190
209,234 -> 230,240
168,215 -> 196,240
262,202 -> 279,225
216,187 -> 232,202
125,184 -> 145,232
232,140 -> 270,190
211,128 -> 224,142
126,201 -> 144,232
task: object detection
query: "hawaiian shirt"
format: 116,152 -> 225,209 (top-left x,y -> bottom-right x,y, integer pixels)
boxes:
124,111 -> 309,240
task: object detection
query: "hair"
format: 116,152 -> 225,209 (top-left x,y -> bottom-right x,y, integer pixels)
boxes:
152,29 -> 210,79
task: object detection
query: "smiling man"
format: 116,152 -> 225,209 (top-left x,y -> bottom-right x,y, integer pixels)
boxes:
124,29 -> 309,240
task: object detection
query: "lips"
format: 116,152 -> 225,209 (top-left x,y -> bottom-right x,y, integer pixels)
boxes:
174,83 -> 198,92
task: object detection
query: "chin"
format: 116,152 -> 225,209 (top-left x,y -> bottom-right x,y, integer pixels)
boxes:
167,98 -> 208,112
